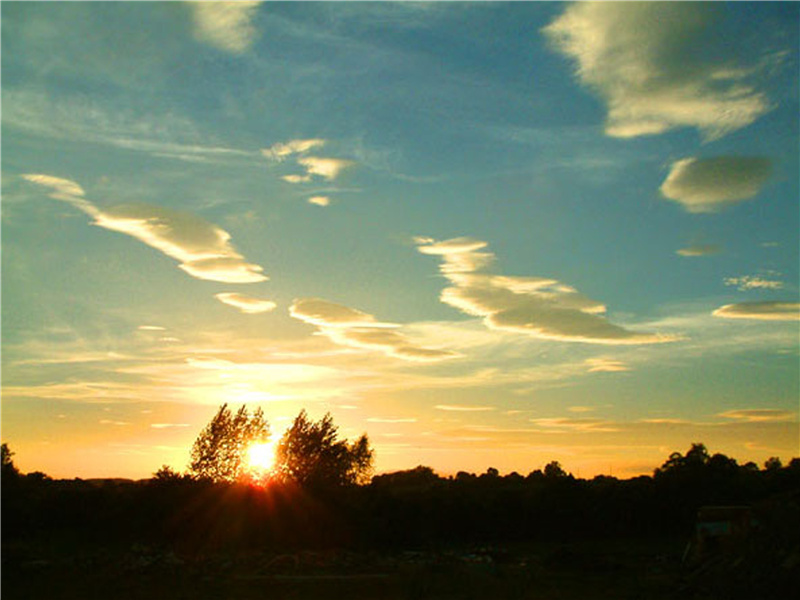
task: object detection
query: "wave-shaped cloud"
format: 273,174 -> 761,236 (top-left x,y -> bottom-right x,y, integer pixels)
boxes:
22,174 -> 267,284
290,297 -> 459,362
543,2 -> 771,139
712,301 -> 799,321
190,1 -> 262,54
416,236 -> 676,345
215,292 -> 277,314
660,157 -> 772,213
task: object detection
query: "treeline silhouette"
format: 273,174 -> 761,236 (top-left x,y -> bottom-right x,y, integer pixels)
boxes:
3,442 -> 799,554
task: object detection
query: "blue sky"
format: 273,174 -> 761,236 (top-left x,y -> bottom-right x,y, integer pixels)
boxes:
2,1 -> 798,479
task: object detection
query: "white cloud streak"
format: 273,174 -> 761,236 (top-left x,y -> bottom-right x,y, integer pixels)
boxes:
435,405 -> 495,412
543,3 -> 771,139
415,236 -> 677,345
660,157 -> 772,213
22,174 -> 267,284
712,302 -> 800,321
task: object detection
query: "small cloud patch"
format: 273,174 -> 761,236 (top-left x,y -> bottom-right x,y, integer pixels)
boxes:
215,292 -> 277,314
660,157 -> 771,213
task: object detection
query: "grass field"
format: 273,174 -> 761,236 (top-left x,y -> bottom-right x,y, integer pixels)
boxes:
3,537 -> 689,600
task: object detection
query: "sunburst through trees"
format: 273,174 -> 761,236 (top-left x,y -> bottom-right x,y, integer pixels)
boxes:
189,404 -> 373,487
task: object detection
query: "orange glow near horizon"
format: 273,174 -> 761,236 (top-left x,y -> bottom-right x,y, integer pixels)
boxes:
247,440 -> 278,474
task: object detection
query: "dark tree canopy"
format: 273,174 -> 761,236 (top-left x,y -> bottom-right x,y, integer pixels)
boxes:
275,410 -> 373,488
189,404 -> 271,483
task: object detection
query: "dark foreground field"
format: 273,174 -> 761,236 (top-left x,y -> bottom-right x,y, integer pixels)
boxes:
4,538 -> 690,600
4,449 -> 799,599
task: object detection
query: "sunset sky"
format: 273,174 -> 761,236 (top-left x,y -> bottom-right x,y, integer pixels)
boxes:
2,1 -> 798,480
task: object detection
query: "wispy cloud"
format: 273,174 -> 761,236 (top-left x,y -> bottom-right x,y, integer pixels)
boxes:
435,405 -> 495,412
585,358 -> 630,373
4,90 -> 252,164
718,409 -> 796,423
22,174 -> 267,284
415,236 -> 677,345
290,298 -> 459,362
676,244 -> 721,257
190,1 -> 263,54
215,292 -> 277,314
543,3 -> 772,139
529,417 -> 619,433
660,157 -> 772,213
713,302 -> 800,321
724,275 -> 784,291
150,423 -> 191,429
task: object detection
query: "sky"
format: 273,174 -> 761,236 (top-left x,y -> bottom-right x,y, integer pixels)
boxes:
2,1 -> 798,480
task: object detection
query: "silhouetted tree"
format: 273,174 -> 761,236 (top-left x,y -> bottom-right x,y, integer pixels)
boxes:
189,404 -> 271,482
764,456 -> 783,471
544,460 -> 569,479
1,443 -> 19,480
275,410 -> 373,488
153,465 -> 185,482
655,442 -> 710,476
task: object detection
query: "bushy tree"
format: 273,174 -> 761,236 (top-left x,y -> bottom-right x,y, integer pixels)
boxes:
189,404 -> 271,482
275,410 -> 373,488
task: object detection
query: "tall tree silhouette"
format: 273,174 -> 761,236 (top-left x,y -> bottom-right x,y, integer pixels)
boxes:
275,410 -> 373,488
1,443 -> 20,480
189,404 -> 271,482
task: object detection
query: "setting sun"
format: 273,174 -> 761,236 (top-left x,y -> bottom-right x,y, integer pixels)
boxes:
247,441 -> 277,473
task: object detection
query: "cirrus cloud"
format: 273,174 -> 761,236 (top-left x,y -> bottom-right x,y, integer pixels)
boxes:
660,157 -> 772,213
